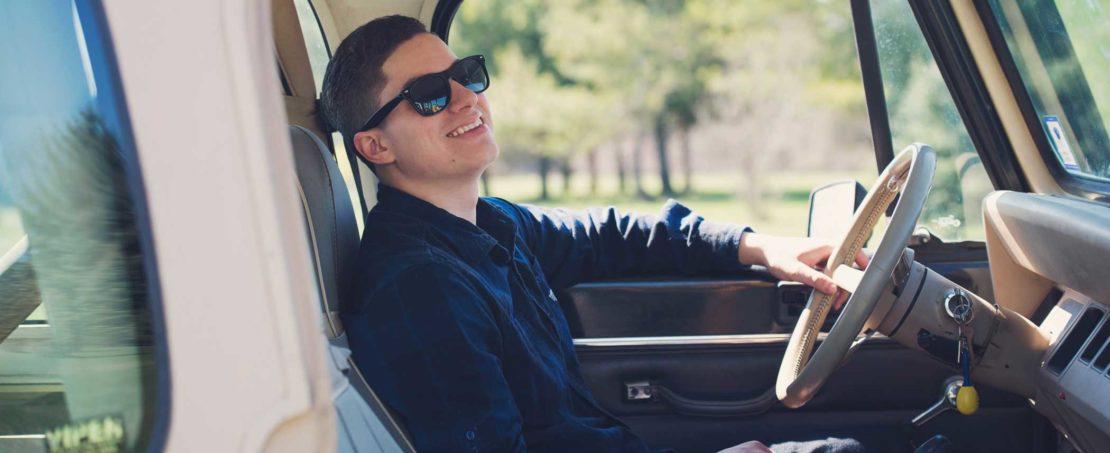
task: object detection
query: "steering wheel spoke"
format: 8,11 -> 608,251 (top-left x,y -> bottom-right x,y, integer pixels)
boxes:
830,265 -> 864,294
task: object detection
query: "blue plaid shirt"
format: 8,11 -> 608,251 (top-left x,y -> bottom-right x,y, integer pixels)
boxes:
342,184 -> 751,452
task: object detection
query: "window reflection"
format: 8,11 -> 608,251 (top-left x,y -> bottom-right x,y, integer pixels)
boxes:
0,2 -> 161,450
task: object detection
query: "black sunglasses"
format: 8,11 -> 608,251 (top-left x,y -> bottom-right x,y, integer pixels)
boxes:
358,55 -> 489,132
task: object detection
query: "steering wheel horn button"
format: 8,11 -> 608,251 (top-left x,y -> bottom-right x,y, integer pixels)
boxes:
943,289 -> 974,325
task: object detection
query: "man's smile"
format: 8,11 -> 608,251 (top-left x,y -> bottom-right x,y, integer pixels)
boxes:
446,116 -> 487,138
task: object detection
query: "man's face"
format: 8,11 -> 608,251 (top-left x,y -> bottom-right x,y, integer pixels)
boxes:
358,33 -> 498,185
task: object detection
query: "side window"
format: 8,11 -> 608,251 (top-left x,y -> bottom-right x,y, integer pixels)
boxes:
987,0 -> 1110,187
871,1 -> 994,241
0,2 -> 164,451
293,0 -> 365,231
450,1 -> 874,236
294,0 -> 330,93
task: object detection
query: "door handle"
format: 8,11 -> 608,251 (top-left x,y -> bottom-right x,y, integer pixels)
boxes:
625,381 -> 777,417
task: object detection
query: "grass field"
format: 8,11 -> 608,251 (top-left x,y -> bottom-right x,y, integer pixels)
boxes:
482,170 -> 875,236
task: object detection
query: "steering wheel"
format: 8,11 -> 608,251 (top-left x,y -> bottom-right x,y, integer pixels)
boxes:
776,144 -> 936,408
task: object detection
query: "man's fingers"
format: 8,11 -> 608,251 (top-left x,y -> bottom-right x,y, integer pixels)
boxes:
855,249 -> 871,268
832,289 -> 850,310
790,265 -> 838,295
803,242 -> 835,267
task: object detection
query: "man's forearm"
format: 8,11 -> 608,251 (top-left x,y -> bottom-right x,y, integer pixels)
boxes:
738,232 -> 766,267
503,199 -> 753,288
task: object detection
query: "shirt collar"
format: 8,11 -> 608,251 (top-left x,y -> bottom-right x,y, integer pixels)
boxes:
375,183 -> 515,265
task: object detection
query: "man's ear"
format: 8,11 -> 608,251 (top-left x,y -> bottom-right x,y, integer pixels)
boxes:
353,130 -> 396,166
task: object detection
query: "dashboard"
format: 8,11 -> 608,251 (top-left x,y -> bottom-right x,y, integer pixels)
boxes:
1038,291 -> 1110,449
983,191 -> 1110,451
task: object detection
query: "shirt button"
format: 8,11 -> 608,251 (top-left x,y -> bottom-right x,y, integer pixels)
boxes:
465,430 -> 476,441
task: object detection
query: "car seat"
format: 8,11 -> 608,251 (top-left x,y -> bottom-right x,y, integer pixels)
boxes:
288,125 -> 415,453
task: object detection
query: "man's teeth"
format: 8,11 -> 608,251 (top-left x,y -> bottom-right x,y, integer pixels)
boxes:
447,119 -> 483,137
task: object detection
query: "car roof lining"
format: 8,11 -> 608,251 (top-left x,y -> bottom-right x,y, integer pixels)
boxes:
315,0 -> 439,44
273,0 -> 333,143
273,0 -> 317,100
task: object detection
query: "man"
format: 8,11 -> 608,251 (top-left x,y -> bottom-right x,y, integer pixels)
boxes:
319,15 -> 864,453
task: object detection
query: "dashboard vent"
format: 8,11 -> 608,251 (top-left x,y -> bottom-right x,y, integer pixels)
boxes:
1080,315 -> 1110,364
1047,307 -> 1104,374
1095,322 -> 1110,371
1095,342 -> 1110,372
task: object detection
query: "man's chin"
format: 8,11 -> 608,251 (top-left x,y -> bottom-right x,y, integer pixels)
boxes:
485,142 -> 500,163
468,142 -> 499,167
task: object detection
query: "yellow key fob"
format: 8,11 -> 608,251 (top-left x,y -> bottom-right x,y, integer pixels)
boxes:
956,385 -> 979,415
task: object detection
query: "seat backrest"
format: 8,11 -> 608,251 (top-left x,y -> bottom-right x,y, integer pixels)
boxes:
289,125 -> 359,332
288,125 -> 415,453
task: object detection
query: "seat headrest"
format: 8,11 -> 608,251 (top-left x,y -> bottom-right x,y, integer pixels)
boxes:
289,125 -> 360,335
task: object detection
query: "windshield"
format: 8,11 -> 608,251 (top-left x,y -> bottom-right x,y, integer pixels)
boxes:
987,0 -> 1110,183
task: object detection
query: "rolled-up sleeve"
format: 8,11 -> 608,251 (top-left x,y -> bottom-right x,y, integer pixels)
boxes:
342,262 -> 526,452
493,198 -> 753,289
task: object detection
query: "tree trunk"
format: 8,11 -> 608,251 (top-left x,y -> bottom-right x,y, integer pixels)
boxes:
616,139 -> 628,194
654,115 -> 674,196
481,170 -> 491,196
560,158 -> 572,196
740,151 -> 765,220
632,131 -> 649,199
680,125 -> 693,195
586,147 -> 599,196
538,155 -> 551,201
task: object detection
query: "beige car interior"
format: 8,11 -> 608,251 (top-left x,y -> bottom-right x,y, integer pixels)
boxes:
273,0 -> 1109,451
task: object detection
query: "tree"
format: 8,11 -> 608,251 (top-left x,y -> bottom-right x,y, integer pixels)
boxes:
698,1 -> 826,218
544,0 -> 667,198
543,0 -> 735,198
486,45 -> 605,200
454,0 -> 625,200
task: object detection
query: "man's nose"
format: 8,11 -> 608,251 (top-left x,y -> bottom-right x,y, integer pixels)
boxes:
447,79 -> 478,113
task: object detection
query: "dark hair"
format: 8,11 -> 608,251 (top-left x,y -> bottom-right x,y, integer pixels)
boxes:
317,15 -> 428,168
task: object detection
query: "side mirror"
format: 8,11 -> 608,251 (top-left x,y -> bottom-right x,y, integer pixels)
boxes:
807,180 -> 866,240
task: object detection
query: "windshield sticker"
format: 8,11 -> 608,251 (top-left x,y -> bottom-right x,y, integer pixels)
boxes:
1043,116 -> 1080,171
44,415 -> 125,453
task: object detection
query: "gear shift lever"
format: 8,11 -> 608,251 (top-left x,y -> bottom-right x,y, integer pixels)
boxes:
911,376 -> 964,427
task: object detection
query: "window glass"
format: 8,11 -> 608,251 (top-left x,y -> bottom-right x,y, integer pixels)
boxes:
293,0 -> 330,93
988,0 -> 1110,184
450,0 -> 874,236
871,0 -> 994,241
0,2 -> 161,450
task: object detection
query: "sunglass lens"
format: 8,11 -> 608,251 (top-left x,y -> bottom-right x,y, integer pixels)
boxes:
453,58 -> 489,93
407,76 -> 449,115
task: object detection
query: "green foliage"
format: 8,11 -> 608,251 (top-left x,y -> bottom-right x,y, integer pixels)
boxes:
488,45 -> 610,159
455,0 -> 859,161
452,0 -> 992,240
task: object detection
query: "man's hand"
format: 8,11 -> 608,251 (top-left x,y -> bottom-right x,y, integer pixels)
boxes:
739,233 -> 870,309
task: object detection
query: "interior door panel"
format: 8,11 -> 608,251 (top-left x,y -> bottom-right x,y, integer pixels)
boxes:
561,253 -> 1053,451
557,251 -> 994,339
575,337 -> 1050,452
